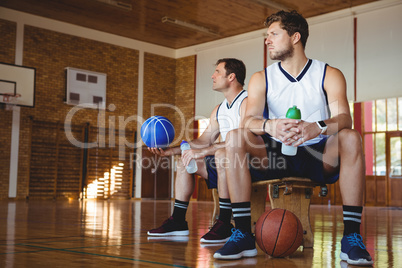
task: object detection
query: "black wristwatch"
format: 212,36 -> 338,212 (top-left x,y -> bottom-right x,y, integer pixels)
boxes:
316,120 -> 327,134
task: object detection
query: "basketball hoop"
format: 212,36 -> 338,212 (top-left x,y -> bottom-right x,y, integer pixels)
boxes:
1,93 -> 21,111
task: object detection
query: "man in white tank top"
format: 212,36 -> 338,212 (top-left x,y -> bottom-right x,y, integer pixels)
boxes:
215,11 -> 373,266
147,58 -> 248,244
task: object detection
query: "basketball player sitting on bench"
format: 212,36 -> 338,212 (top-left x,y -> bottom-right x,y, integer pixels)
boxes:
147,58 -> 248,244
213,11 -> 373,266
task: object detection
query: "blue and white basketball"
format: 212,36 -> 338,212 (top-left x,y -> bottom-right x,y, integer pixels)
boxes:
140,116 -> 175,148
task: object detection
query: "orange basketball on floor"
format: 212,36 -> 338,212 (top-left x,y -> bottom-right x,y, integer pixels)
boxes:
255,208 -> 303,257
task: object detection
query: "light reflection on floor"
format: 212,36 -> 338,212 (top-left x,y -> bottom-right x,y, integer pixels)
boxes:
1,199 -> 401,267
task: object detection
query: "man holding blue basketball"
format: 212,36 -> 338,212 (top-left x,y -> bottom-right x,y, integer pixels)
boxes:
147,58 -> 248,244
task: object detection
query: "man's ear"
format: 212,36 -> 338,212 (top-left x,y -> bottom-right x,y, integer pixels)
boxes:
293,32 -> 301,45
228,73 -> 236,82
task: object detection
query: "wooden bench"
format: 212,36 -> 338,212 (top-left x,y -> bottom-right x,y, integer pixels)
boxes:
212,177 -> 327,248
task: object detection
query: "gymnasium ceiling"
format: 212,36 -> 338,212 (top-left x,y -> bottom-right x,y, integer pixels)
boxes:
1,0 -> 379,49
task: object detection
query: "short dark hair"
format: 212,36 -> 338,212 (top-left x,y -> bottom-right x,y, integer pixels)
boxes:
216,58 -> 246,86
265,10 -> 309,48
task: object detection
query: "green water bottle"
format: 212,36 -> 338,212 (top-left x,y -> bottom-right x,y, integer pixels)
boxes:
281,105 -> 301,156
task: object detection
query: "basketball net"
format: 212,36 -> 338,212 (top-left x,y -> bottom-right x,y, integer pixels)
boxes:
2,93 -> 21,111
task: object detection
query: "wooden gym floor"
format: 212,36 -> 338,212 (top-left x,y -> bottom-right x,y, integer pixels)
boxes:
0,199 -> 401,267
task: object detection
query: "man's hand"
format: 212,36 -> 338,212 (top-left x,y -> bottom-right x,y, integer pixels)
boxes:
270,119 -> 301,145
181,149 -> 201,167
147,147 -> 172,156
289,120 -> 322,147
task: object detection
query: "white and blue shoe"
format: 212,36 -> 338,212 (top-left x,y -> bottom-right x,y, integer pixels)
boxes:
340,233 -> 373,266
213,228 -> 257,260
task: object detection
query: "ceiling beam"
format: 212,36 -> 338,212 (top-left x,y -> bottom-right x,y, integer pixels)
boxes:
254,0 -> 292,11
161,17 -> 220,36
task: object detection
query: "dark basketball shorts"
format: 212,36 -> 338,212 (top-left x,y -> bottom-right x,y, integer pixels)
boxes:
249,134 -> 339,184
203,134 -> 339,189
204,155 -> 218,189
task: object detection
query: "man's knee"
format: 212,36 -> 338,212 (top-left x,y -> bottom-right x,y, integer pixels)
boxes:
339,129 -> 363,152
225,128 -> 247,151
215,148 -> 229,170
215,148 -> 226,160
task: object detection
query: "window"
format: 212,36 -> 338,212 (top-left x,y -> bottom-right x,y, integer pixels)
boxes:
387,98 -> 397,131
363,97 -> 402,177
376,99 -> 386,132
197,118 -> 209,138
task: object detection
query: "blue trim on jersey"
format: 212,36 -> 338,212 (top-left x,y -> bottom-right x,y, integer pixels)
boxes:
322,64 -> 328,104
216,103 -> 222,121
322,64 -> 331,117
297,59 -> 312,81
264,68 -> 269,119
227,90 -> 246,109
238,97 -> 247,116
278,59 -> 313,82
278,62 -> 297,82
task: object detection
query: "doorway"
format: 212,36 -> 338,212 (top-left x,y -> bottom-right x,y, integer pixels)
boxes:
386,132 -> 402,206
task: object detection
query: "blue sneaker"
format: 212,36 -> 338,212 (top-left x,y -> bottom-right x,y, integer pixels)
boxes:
340,233 -> 373,266
213,229 -> 257,260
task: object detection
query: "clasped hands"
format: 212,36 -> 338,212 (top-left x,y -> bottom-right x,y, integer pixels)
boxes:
272,119 -> 321,147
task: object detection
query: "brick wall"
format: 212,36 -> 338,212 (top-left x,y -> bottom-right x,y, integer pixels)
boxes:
19,26 -> 140,199
23,25 -> 139,122
143,52 -> 176,122
0,20 -> 196,199
142,53 -> 196,147
0,19 -> 16,63
0,19 -> 16,198
175,56 -> 196,145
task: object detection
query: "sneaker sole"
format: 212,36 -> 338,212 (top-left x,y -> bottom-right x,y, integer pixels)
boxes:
213,248 -> 257,260
147,236 -> 189,242
340,252 -> 374,266
200,237 -> 230,243
147,230 -> 189,236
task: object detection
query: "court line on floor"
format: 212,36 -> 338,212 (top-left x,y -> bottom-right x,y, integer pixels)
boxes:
0,235 -> 85,244
1,235 -> 170,249
0,232 -> 153,246
0,236 -> 126,246
5,243 -> 192,268
1,240 -> 154,254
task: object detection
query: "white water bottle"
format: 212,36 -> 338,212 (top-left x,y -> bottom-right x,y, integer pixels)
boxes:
180,140 -> 198,174
281,106 -> 301,156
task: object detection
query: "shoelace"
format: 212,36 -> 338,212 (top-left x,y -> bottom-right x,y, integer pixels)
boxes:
347,233 -> 366,249
228,228 -> 245,242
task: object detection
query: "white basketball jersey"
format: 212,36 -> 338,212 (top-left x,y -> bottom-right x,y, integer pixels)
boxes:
265,59 -> 330,146
217,90 -> 247,141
